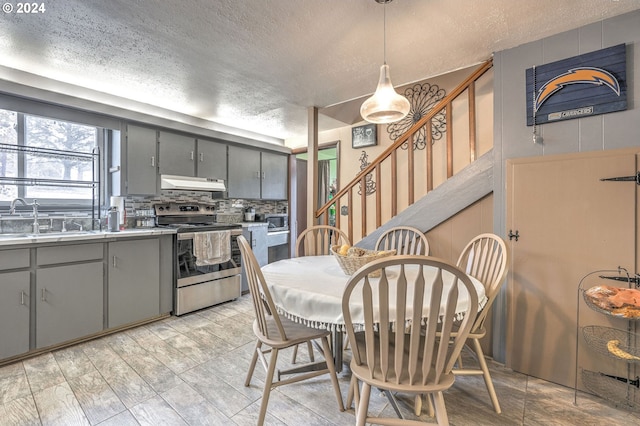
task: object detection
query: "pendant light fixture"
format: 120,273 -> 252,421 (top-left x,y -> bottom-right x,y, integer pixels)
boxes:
360,0 -> 410,124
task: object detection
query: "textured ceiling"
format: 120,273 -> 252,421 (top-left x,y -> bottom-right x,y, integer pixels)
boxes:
0,0 -> 639,145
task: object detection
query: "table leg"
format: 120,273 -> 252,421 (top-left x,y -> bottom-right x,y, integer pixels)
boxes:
333,330 -> 343,374
384,390 -> 403,419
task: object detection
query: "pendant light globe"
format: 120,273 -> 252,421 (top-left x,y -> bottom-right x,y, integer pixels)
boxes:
360,0 -> 409,124
360,63 -> 410,123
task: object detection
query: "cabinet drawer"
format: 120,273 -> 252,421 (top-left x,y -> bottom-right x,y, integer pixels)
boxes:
267,232 -> 289,247
37,243 -> 104,266
0,249 -> 30,270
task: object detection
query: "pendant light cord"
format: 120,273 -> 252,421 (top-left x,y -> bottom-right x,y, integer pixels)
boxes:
383,1 -> 387,65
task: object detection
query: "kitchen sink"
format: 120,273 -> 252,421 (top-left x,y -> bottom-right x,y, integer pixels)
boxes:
0,233 -> 32,239
0,231 -> 102,240
43,231 -> 99,236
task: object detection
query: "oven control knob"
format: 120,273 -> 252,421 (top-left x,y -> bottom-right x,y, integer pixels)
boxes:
158,206 -> 164,211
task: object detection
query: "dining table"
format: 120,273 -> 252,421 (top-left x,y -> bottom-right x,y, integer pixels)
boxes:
260,254 -> 487,374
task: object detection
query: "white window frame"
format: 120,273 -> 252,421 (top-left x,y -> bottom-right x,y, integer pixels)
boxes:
0,110 -> 103,211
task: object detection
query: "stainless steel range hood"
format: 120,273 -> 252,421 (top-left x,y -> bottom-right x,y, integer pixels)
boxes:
160,174 -> 226,192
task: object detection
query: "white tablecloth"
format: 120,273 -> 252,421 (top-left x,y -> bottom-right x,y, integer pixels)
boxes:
261,255 -> 487,331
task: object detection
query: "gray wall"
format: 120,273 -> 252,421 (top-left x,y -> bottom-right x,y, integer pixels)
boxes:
492,10 -> 640,362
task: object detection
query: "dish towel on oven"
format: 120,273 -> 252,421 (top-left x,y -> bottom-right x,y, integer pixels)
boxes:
194,230 -> 231,266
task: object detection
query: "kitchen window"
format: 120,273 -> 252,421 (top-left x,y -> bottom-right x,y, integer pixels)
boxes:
0,108 -> 101,209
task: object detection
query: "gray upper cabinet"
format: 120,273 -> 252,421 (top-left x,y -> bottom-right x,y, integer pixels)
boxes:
228,146 -> 288,200
261,151 -> 288,200
126,125 -> 158,195
158,131 -> 197,177
228,145 -> 261,199
197,139 -> 227,180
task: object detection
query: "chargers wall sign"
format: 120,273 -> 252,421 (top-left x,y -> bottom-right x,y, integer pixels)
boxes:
526,44 -> 627,126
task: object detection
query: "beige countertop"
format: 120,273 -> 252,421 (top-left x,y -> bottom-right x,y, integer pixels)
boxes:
241,222 -> 268,228
0,228 -> 177,247
266,229 -> 290,235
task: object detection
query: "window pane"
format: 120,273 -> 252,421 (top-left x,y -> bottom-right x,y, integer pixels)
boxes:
0,109 -> 18,201
24,115 -> 97,200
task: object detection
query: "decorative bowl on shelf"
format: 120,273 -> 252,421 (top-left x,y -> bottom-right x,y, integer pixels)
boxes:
330,245 -> 395,277
583,285 -> 640,319
582,325 -> 640,362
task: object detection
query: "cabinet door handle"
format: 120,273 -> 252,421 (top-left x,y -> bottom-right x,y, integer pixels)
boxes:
21,290 -> 26,305
199,152 -> 204,162
190,151 -> 194,161
112,255 -> 117,268
151,156 -> 155,167
262,172 -> 265,179
41,288 -> 46,302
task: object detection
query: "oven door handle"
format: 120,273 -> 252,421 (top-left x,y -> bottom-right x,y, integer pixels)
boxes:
178,229 -> 242,240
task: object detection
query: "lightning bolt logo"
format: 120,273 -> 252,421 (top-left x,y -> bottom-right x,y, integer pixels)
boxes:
535,67 -> 620,112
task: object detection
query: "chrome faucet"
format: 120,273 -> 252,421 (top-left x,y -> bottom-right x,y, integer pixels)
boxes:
9,198 -> 40,234
62,220 -> 84,232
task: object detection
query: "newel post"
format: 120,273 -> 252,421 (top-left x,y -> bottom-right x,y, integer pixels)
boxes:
307,107 -> 319,228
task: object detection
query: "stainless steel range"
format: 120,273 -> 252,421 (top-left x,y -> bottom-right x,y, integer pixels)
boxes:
154,202 -> 242,316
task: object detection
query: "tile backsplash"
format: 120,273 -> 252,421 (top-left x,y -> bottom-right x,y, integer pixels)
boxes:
125,190 -> 288,227
0,190 -> 289,233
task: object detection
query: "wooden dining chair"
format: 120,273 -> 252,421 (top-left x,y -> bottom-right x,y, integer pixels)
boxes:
450,233 -> 508,414
295,225 -> 350,257
342,255 -> 478,426
362,225 -> 428,358
375,225 -> 430,255
291,224 -> 351,363
238,236 -> 344,425
376,225 -> 431,413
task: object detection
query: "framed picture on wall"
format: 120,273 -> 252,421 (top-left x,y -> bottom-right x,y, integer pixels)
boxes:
352,123 -> 377,148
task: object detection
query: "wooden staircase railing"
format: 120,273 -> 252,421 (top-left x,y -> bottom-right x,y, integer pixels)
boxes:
315,59 -> 493,243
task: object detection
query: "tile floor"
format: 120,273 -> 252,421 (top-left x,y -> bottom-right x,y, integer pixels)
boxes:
0,294 -> 638,425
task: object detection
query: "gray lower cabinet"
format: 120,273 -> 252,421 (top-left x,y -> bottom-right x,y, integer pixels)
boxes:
158,235 -> 174,314
267,231 -> 290,263
108,238 -> 160,328
0,235 -> 169,362
241,224 -> 267,292
36,261 -> 104,349
0,270 -> 30,359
